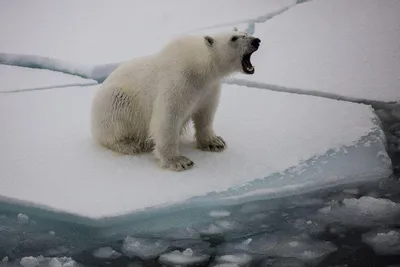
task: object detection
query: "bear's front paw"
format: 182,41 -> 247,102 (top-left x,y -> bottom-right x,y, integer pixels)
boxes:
197,136 -> 226,152
161,156 -> 195,172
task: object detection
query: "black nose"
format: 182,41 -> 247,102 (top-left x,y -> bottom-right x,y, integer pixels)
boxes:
251,38 -> 261,48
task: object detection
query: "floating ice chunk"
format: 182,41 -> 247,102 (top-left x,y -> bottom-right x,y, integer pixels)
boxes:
1,256 -> 8,262
159,248 -> 209,266
48,258 -> 62,267
216,253 -> 252,266
230,234 -> 336,264
20,256 -> 39,267
209,210 -> 231,218
62,260 -> 77,267
122,236 -> 169,260
93,246 -> 122,259
17,213 -> 29,224
362,229 -> 400,255
318,196 -> 400,226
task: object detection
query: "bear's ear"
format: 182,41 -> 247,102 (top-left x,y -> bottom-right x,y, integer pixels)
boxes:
233,27 -> 238,31
204,36 -> 214,47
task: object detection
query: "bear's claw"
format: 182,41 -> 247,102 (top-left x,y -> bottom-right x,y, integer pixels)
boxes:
198,136 -> 226,152
162,156 -> 195,172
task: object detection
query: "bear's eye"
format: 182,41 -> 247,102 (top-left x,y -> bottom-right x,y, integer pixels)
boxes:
230,36 -> 239,42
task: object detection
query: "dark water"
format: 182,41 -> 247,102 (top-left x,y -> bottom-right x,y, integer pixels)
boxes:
1,118 -> 400,267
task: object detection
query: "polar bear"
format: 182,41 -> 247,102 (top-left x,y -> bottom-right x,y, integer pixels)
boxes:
91,28 -> 261,171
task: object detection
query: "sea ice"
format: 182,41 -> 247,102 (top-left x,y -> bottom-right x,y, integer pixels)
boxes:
216,253 -> 252,266
17,213 -> 29,224
48,258 -> 62,267
19,257 -> 39,267
317,196 -> 400,226
158,248 -> 209,266
221,234 -> 336,264
0,84 -> 392,227
231,0 -> 400,102
122,236 -> 169,260
0,0 -> 295,65
92,247 -> 121,259
362,229 -> 400,255
0,65 -> 96,93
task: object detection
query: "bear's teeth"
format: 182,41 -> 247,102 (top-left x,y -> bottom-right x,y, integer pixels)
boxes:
247,66 -> 254,72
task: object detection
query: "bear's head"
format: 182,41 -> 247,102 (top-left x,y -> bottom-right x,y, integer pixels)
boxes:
204,27 -> 261,75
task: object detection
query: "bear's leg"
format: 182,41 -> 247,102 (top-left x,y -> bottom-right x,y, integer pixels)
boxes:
150,97 -> 195,172
193,84 -> 227,152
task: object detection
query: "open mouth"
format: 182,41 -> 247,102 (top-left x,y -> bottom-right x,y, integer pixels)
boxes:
242,52 -> 255,74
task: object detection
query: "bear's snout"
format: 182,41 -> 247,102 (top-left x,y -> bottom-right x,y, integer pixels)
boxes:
251,38 -> 261,49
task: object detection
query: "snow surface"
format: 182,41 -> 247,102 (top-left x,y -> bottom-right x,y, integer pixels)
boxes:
0,83 -> 391,219
0,0 -> 295,65
0,65 -> 96,92
231,0 -> 400,102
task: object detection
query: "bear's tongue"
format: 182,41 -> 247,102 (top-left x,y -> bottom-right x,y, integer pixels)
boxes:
242,53 -> 254,74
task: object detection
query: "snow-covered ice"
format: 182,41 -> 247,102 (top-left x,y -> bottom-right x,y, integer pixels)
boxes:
0,83 -> 391,222
0,65 -> 96,93
0,0 -> 295,65
0,81 -> 393,226
231,0 -> 400,103
362,229 -> 400,255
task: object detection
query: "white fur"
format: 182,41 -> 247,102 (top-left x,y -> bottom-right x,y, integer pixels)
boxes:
91,29 -> 260,171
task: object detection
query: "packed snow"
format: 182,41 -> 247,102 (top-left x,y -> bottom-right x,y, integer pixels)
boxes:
231,0 -> 400,103
0,83 -> 391,220
0,0 -> 296,65
0,65 -> 96,92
